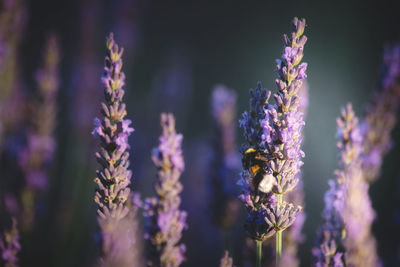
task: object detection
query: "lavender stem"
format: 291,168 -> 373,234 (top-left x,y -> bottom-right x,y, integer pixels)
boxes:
256,240 -> 262,267
276,230 -> 282,265
276,193 -> 283,266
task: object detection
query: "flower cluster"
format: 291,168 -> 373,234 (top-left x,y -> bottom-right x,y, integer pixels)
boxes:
92,33 -> 135,261
280,80 -> 309,267
361,45 -> 400,183
18,35 -> 60,229
238,83 -> 276,241
143,113 -> 187,267
238,17 -> 307,242
0,218 -> 20,267
314,104 -> 373,267
20,35 -> 59,190
210,85 -> 240,229
313,104 -> 356,266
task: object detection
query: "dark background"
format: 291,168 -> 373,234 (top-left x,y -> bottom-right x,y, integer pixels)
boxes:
3,0 -> 400,266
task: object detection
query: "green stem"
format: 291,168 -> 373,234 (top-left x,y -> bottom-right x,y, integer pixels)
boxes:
222,229 -> 231,253
276,230 -> 282,266
276,194 -> 283,267
256,240 -> 262,267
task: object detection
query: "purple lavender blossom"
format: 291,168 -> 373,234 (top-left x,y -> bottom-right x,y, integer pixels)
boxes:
340,104 -> 380,267
279,79 -> 308,267
361,45 -> 400,183
93,33 -> 135,263
313,177 -> 347,266
0,218 -> 20,267
210,85 -> 240,230
18,35 -> 59,230
143,113 -> 187,267
238,17 -> 307,244
314,104 -> 380,267
313,104 -> 356,267
238,82 -> 276,242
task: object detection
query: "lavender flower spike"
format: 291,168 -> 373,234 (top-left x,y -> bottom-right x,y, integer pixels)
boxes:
19,35 -> 60,229
279,79 -> 308,267
313,104 -> 358,266
361,45 -> 400,183
210,85 -> 240,230
0,218 -> 20,267
238,18 -> 307,264
314,104 -> 380,267
93,33 -> 135,263
144,113 -> 187,267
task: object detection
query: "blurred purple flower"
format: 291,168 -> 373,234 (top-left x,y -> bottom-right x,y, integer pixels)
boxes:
0,218 -> 20,267
18,35 -> 59,230
341,106 -> 380,267
143,113 -> 187,267
209,85 -> 240,230
313,105 -> 356,267
361,44 -> 400,183
314,104 -> 380,267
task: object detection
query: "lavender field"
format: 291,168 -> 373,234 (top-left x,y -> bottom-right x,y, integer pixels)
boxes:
1,0 -> 400,266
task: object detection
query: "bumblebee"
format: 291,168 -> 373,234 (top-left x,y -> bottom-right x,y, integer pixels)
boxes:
242,148 -> 275,193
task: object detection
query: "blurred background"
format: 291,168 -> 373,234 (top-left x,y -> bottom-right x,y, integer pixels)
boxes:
1,0 -> 400,266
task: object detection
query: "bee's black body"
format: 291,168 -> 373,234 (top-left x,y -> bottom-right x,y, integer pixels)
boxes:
242,148 -> 270,191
